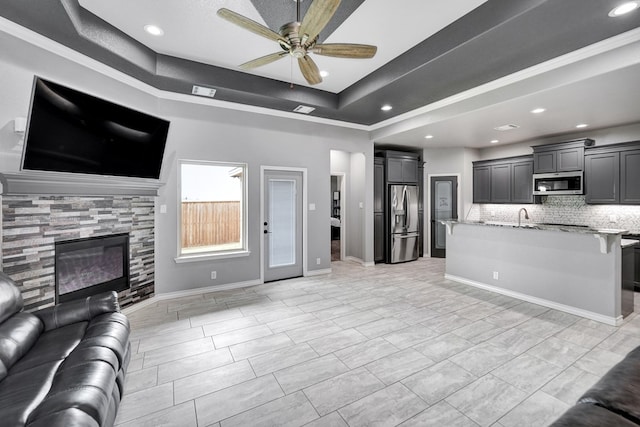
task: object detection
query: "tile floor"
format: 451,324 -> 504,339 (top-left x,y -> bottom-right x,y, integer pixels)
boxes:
115,258 -> 640,427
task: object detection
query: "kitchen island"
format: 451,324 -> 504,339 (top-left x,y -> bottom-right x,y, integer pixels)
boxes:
441,221 -> 631,325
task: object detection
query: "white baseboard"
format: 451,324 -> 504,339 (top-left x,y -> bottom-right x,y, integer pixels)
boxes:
121,296 -> 157,315
345,256 -> 367,265
123,279 -> 263,314
445,274 -> 623,326
306,268 -> 332,277
362,261 -> 375,267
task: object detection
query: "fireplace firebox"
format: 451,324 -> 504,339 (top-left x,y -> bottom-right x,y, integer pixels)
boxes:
55,233 -> 130,303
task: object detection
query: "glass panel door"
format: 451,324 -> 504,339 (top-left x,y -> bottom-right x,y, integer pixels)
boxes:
269,179 -> 296,267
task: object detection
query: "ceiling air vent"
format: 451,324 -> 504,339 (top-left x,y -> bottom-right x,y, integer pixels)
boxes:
493,124 -> 520,131
192,85 -> 216,98
293,105 -> 315,114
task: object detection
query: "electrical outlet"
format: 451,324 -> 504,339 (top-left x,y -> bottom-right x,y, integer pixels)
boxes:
210,271 -> 217,280
316,258 -> 321,265
493,271 -> 499,280
609,215 -> 617,223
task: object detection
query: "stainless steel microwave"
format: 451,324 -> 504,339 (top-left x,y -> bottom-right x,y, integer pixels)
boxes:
533,171 -> 583,195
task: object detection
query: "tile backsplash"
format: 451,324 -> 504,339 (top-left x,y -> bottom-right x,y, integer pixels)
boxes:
466,196 -> 640,234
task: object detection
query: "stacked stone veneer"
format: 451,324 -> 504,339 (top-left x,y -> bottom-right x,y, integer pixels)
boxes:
1,195 -> 155,311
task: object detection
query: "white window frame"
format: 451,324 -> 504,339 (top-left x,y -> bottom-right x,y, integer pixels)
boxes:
175,159 -> 249,263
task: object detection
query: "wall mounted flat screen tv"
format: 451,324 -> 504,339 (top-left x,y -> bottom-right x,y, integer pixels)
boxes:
22,77 -> 169,179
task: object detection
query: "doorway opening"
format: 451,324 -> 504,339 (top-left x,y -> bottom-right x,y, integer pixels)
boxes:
331,174 -> 345,262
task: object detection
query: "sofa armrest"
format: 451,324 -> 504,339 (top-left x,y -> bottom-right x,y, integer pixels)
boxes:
34,291 -> 121,331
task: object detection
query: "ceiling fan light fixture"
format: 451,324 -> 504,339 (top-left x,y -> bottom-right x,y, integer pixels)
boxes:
144,24 -> 164,36
609,2 -> 639,17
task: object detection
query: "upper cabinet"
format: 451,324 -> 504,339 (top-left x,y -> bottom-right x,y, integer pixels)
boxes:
387,157 -> 418,183
533,139 -> 594,173
585,141 -> 640,205
473,156 -> 535,204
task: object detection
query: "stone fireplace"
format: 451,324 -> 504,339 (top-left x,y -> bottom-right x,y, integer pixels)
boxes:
1,195 -> 155,311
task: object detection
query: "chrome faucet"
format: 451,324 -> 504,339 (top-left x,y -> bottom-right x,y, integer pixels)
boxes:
518,207 -> 530,227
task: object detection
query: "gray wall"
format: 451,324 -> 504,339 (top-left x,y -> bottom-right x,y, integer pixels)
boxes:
0,30 -> 375,295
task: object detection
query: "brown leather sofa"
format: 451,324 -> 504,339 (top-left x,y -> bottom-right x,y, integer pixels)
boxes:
551,345 -> 640,426
0,271 -> 130,426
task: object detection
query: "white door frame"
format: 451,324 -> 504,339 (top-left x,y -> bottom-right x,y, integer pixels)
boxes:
260,166 -> 308,283
331,172 -> 347,261
426,173 -> 461,257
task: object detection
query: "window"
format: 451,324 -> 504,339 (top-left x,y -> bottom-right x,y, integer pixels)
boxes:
178,160 -> 247,259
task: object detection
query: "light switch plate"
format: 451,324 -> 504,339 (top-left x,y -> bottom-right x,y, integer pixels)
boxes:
309,203 -> 316,211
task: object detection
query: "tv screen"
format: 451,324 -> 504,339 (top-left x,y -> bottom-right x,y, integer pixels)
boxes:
22,78 -> 169,179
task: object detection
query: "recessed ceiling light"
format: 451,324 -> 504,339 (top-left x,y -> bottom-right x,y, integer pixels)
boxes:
609,2 -> 639,17
144,24 -> 164,36
424,135 -> 434,139
490,140 -> 499,144
381,105 -> 392,111
576,123 -> 589,128
531,108 -> 546,114
319,70 -> 329,78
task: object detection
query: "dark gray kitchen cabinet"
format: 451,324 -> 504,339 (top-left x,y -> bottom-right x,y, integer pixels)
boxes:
533,138 -> 594,173
374,160 -> 384,212
374,212 -> 384,262
585,151 -> 619,204
387,158 -> 418,183
511,160 -> 534,203
533,151 -> 556,174
621,149 -> 640,204
473,165 -> 491,203
585,141 -> 640,205
490,163 -> 512,203
473,155 -> 535,204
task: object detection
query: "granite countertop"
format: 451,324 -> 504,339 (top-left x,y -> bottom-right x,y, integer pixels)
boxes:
442,220 -> 630,235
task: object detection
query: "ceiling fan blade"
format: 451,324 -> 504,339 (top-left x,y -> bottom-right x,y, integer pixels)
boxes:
312,43 -> 377,58
299,0 -> 341,43
239,52 -> 288,70
217,8 -> 282,42
298,55 -> 322,85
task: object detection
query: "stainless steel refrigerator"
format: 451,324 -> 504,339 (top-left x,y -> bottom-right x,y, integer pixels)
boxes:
389,184 -> 419,263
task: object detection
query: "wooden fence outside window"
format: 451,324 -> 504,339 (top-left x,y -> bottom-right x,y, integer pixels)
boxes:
181,201 -> 241,248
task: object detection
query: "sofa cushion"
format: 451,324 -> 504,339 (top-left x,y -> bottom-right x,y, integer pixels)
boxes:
0,312 -> 42,381
26,408 -> 99,427
550,403 -> 639,426
0,361 -> 62,426
577,345 -> 640,422
10,322 -> 87,374
0,272 -> 23,323
27,359 -> 116,426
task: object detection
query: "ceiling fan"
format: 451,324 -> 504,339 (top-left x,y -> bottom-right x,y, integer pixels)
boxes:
217,0 -> 377,85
